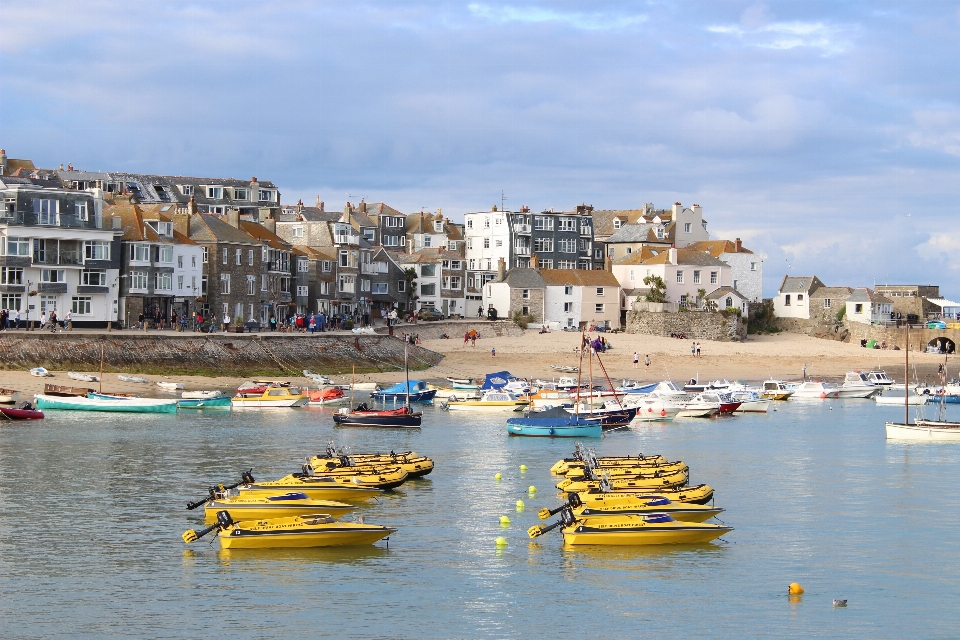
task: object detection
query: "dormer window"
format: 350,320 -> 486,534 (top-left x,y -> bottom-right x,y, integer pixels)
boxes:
233,188 -> 248,201
258,189 -> 275,202
433,220 -> 443,232
145,220 -> 173,237
656,227 -> 664,239
205,186 -> 222,199
180,185 -> 194,196
613,218 -> 623,229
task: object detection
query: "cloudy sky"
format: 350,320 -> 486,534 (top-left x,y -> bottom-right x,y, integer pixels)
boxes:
2,1 -> 959,297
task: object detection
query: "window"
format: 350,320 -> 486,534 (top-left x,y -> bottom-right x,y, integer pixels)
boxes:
234,188 -> 248,201
423,236 -> 432,248
155,273 -> 172,291
823,298 -> 831,309
442,260 -> 450,269
726,297 -> 733,309
564,302 -> 572,312
131,271 -> 148,290
202,247 -> 208,263
41,269 -> 65,283
433,220 -> 444,232
339,251 -> 349,267
421,264 -> 436,277
613,218 -> 623,229
339,275 -> 355,293
220,273 -> 230,294
81,270 -> 106,286
298,259 -> 309,273
201,276 -> 208,295
596,288 -> 604,296
131,243 -> 150,262
420,283 -> 436,296
750,262 -> 757,271
248,249 -> 254,266
558,218 -> 576,232
33,199 -> 58,225
71,297 -> 92,315
558,238 -> 576,253
319,282 -> 330,295
564,286 -> 573,295
177,275 -> 184,291
534,216 -> 554,231
676,271 -> 684,284
710,271 -> 718,284
158,245 -> 173,264
579,239 -> 588,251
495,217 -> 503,225
1,268 -> 23,285
608,246 -> 615,258
235,249 -> 242,265
693,270 -> 701,284
76,202 -> 89,221
630,269 -> 635,281
177,255 -> 183,269
467,219 -> 473,229
521,306 -> 529,315
258,189 -> 274,202
469,259 -> 476,270
180,185 -> 194,196
784,294 -> 791,306
372,282 -> 388,294
292,226 -> 304,238
483,238 -> 490,249
656,227 -> 664,239
797,294 -> 804,301
4,237 -> 30,256
593,248 -> 602,260
495,239 -> 502,247
450,277 -> 461,290
40,295 -> 58,314
247,276 -> 256,295
191,276 -> 197,293
484,217 -> 490,228
447,241 -> 457,251
206,186 -> 222,199
398,280 -> 406,293
466,238 -> 473,250
855,303 -> 863,313
684,223 -> 691,233
595,304 -> 604,313
322,261 -> 332,272
361,279 -> 371,292
297,285 -> 309,296
222,248 -> 228,265
522,289 -> 530,299
534,238 -> 554,253
1,294 -> 22,311
539,259 -> 553,269
261,274 -> 267,291
362,228 -> 375,241
207,205 -> 225,215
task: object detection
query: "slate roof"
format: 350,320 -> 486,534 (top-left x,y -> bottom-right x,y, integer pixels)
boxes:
706,286 -> 748,300
539,269 -> 620,287
503,269 -> 546,288
605,223 -> 661,243
104,201 -> 162,242
641,248 -> 727,267
685,239 -> 754,256
239,221 -> 292,251
591,209 -> 646,238
809,286 -> 853,300
778,276 -> 824,294
187,214 -> 260,245
846,288 -> 893,304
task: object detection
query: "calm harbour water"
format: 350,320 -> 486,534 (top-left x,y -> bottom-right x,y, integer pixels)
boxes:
2,398 -> 959,639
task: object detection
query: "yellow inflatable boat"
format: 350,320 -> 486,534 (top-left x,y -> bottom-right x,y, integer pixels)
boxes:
528,508 -> 731,546
539,492 -> 723,523
183,511 -> 396,549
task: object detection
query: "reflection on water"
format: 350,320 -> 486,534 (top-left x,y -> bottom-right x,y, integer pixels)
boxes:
2,400 -> 960,638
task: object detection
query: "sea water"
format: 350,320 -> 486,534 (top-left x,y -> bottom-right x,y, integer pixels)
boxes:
1,399 -> 958,638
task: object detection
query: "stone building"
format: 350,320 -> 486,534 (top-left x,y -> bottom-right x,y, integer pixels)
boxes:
873,285 -> 942,320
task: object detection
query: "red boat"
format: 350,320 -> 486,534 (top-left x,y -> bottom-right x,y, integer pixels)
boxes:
307,387 -> 348,404
333,404 -> 422,428
0,406 -> 45,420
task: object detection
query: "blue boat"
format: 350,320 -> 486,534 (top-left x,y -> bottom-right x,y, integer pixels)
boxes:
178,397 -> 233,410
621,382 -> 658,394
481,371 -> 517,390
507,406 -> 603,437
371,380 -> 437,403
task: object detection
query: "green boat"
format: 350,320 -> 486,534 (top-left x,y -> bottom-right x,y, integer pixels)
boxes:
35,394 -> 178,413
177,397 -> 232,410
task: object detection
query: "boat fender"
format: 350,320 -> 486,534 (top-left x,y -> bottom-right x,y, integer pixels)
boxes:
661,409 -> 666,416
549,428 -> 555,435
448,394 -> 458,402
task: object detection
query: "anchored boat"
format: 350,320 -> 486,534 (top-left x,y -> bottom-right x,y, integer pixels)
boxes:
183,510 -> 396,549
186,485 -> 355,523
506,405 -> 602,438
35,394 -> 178,413
444,389 -> 530,411
540,492 -> 723,523
232,386 -> 308,408
529,507 -> 731,546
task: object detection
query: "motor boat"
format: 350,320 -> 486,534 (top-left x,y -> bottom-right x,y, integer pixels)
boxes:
556,468 -> 689,493
333,403 -> 422,428
542,492 -> 723,523
693,392 -> 740,414
307,387 -> 349,405
183,510 -> 396,549
528,508 -> 731,546
187,486 -> 356,523
506,405 -> 602,438
550,445 -> 667,475
309,449 -> 434,478
444,389 -> 530,411
232,387 -> 309,408
561,460 -> 688,480
876,392 -> 928,406
866,370 -> 895,386
626,395 -> 683,422
303,370 -> 334,385
533,376 -> 582,392
430,386 -> 482,400
791,381 -> 841,399
520,388 -> 573,409
0,403 -> 44,420
564,401 -> 637,428
682,379 -> 734,393
657,391 -> 717,418
840,371 -> 883,398
761,380 -> 794,400
371,380 -> 437,403
446,377 -> 479,389
647,380 -> 689,400
731,390 -> 771,413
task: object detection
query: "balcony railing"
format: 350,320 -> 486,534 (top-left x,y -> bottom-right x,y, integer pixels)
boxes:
514,224 -> 531,234
334,234 -> 360,246
515,246 -> 531,256
33,251 -> 82,266
360,262 -> 388,274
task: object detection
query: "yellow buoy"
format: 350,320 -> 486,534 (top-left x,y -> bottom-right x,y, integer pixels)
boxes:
515,499 -> 525,511
788,583 -> 804,595
495,473 -> 502,481
519,465 -> 528,471
528,486 -> 537,493
499,516 -> 511,526
495,537 -> 508,547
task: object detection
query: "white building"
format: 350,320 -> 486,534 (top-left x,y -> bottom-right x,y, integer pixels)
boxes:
686,238 -> 763,302
773,276 -> 825,319
845,288 -> 894,325
614,247 -> 731,308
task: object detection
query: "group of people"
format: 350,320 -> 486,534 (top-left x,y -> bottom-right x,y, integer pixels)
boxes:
463,330 -> 480,346
691,341 -> 702,358
0,309 -> 22,330
633,352 -> 651,370
39,310 -> 70,332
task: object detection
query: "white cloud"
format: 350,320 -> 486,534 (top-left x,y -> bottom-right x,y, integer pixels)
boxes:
908,110 -> 960,156
467,3 -> 646,30
707,20 -> 853,55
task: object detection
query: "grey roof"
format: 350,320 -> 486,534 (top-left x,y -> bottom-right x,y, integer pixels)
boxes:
503,269 -> 546,288
187,214 -> 260,245
706,286 -> 748,300
846,288 -> 891,303
605,223 -> 658,243
809,286 -> 852,299
779,276 -> 824,294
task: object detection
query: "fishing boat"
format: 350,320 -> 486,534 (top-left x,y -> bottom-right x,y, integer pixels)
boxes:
181,390 -> 225,399
67,372 -> 99,382
307,387 -> 349,405
117,374 -> 149,383
731,390 -> 771,413
232,386 -> 308,408
0,404 -> 44,420
506,405 -> 602,438
761,380 -> 794,400
310,449 -> 434,478
528,508 -> 732,546
35,394 -> 178,413
371,380 -> 437,403
29,367 -> 53,377
183,510 -> 396,549
444,389 -> 530,411
539,492 -> 723,523
0,388 -> 18,404
178,396 -> 232,410
791,381 -> 842,399
157,381 -> 184,391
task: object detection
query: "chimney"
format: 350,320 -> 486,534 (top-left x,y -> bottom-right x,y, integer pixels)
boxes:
735,237 -> 742,252
668,247 -> 678,265
672,202 -> 682,216
226,209 -> 240,228
530,253 -> 539,269
188,195 -> 198,216
316,195 -> 324,210
174,212 -> 191,238
605,254 -> 613,272
67,163 -> 74,171
497,257 -> 506,281
0,149 -> 6,175
263,218 -> 277,234
692,203 -> 702,215
359,200 -> 367,213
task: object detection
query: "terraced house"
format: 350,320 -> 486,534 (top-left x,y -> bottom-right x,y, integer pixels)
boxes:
0,175 -> 121,328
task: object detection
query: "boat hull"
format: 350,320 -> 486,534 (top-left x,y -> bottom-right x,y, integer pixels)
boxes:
35,395 -> 178,413
507,423 -> 602,437
446,401 -> 529,411
178,397 -> 233,409
332,412 -> 422,428
371,390 -> 437,403
573,504 -> 723,523
205,499 -> 355,523
886,421 -> 960,441
219,520 -> 396,549
0,407 -> 44,420
232,398 -> 308,407
240,483 -> 383,502
561,521 -> 732,545
733,399 -> 770,412
571,484 -> 715,505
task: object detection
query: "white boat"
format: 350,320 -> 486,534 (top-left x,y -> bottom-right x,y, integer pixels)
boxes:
349,382 -> 379,391
533,377 -> 580,392
29,367 -> 53,377
731,391 -> 771,413
866,370 -> 895,386
840,371 -> 883,398
791,381 -> 841,399
446,377 -> 479,389
655,391 -> 717,418
648,380 -> 689,400
181,390 -> 225,399
430,387 -> 481,401
117,374 -> 149,383
761,380 -> 794,400
876,393 -> 928,406
157,381 -> 184,391
886,421 -> 960,441
0,388 -> 18,404
626,396 -> 682,422
303,370 -> 333,385
68,372 -> 100,383
232,387 -> 309,408
444,389 -> 530,411
550,365 -> 579,373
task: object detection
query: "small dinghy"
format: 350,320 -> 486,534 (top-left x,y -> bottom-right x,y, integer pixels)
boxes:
528,507 -> 731,546
29,367 -> 53,378
178,397 -> 232,410
551,365 -> 579,373
117,374 -> 149,384
156,381 -> 184,391
307,387 -> 349,405
0,401 -> 44,420
0,388 -> 19,404
303,370 -> 333,385
68,372 -> 100,383
183,510 -> 396,549
187,487 -> 356,523
181,390 -> 224,399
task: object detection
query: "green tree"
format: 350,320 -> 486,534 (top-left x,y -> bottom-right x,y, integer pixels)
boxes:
643,275 -> 668,303
403,267 -> 419,311
697,288 -> 707,309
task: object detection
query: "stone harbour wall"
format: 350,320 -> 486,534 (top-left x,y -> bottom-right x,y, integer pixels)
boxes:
0,333 -> 444,377
391,319 -> 526,341
625,309 -> 746,341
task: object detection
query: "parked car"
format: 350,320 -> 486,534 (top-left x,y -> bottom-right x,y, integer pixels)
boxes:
926,320 -> 947,330
417,308 -> 443,321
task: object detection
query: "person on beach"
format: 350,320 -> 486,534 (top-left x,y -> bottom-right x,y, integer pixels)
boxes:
691,341 -> 696,357
696,342 -> 702,358
645,354 -> 651,370
464,332 -> 469,345
491,348 -> 496,357
633,352 -> 639,369
40,311 -> 47,329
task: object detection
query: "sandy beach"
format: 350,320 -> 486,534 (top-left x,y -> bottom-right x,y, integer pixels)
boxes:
0,331 -> 949,399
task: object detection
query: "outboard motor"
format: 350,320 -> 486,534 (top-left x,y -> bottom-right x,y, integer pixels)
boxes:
216,510 -> 234,529
241,470 -> 255,485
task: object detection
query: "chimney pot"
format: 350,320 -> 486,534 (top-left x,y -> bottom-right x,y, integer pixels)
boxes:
251,176 -> 257,183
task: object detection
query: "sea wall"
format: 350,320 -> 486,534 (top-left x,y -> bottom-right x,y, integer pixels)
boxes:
844,323 -> 960,351
624,309 -> 746,341
389,319 -> 525,340
774,317 -> 849,342
0,333 -> 444,377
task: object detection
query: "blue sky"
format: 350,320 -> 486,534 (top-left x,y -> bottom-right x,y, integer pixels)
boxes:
2,1 -> 959,298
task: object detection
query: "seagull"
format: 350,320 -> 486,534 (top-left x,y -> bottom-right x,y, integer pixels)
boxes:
833,599 -> 847,607
785,259 -> 794,270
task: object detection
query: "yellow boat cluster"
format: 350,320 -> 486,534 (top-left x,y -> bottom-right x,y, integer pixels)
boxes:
182,447 -> 434,549
528,444 -> 731,545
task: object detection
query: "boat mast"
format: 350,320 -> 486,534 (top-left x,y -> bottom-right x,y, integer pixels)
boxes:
588,338 -> 594,417
99,342 -> 104,394
575,328 -> 586,420
404,339 -> 411,411
350,364 -> 355,410
905,323 -> 909,426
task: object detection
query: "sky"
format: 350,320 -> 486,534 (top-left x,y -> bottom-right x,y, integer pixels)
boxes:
2,1 -> 959,299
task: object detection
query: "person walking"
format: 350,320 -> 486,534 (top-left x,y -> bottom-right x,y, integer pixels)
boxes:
222,312 -> 230,333
691,341 -> 696,357
64,309 -> 72,331
696,342 -> 702,358
645,354 -> 651,370
491,347 -> 496,358
633,351 -> 639,369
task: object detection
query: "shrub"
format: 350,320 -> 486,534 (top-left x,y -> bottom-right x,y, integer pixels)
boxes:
512,311 -> 534,329
342,319 -> 354,330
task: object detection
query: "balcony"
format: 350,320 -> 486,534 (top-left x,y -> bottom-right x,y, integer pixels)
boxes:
580,227 -> 592,237
360,262 -> 388,274
515,246 -> 531,256
514,224 -> 531,234
39,282 -> 68,293
334,233 -> 360,246
33,251 -> 82,266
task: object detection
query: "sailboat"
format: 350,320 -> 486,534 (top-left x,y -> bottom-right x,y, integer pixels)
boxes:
885,325 -> 960,440
333,343 -> 422,428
